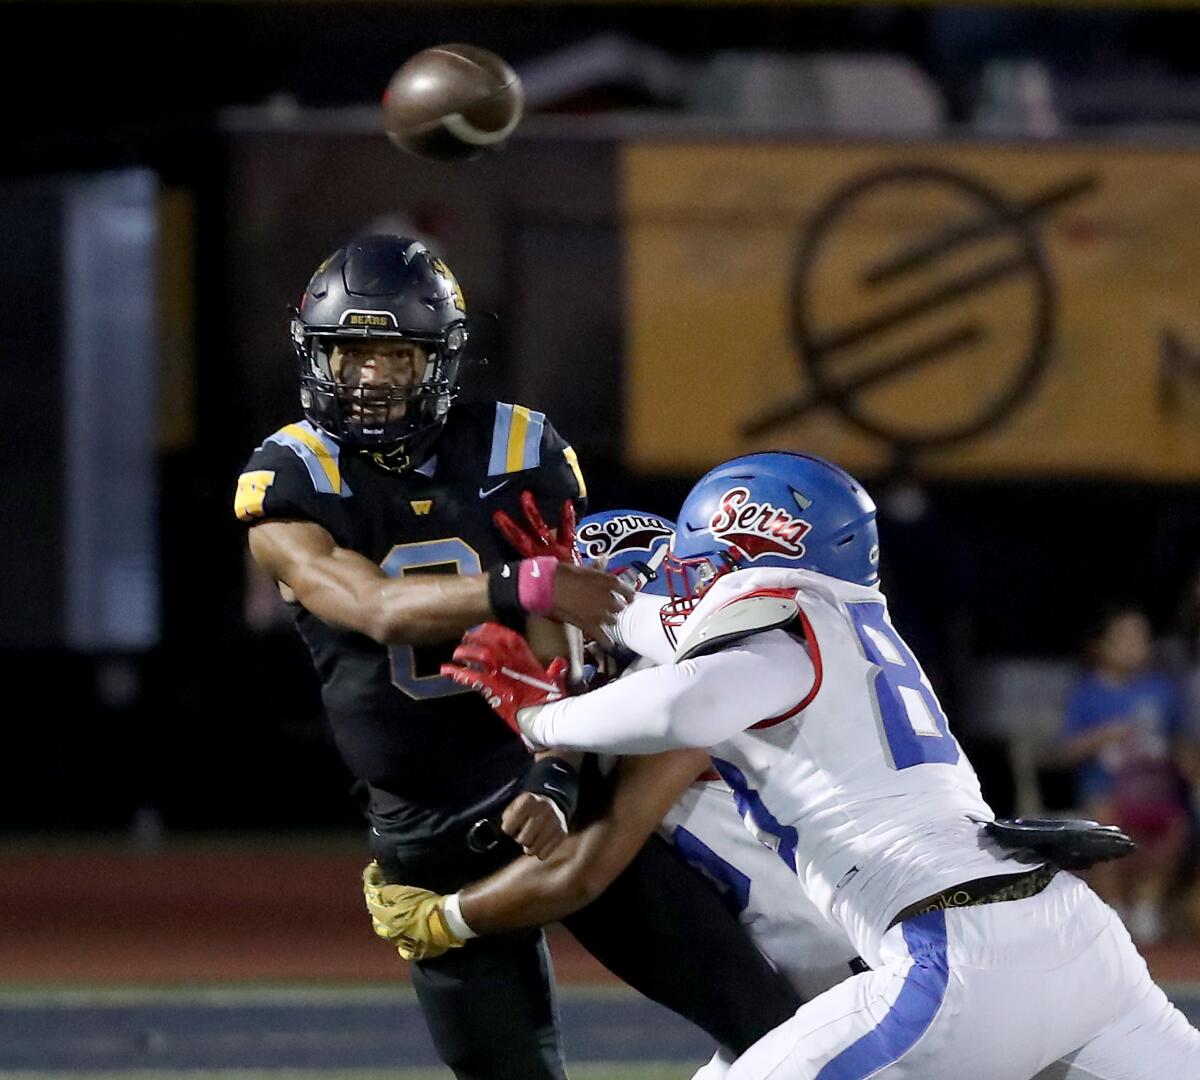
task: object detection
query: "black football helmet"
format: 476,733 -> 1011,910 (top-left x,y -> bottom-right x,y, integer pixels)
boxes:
291,235 -> 470,464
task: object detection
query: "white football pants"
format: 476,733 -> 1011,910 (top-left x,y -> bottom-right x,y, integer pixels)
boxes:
723,872 -> 1200,1080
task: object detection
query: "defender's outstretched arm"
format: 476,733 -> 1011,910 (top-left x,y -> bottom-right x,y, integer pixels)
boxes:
520,630 -> 814,753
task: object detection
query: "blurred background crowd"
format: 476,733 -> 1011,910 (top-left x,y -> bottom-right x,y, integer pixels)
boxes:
3,0 -> 1200,952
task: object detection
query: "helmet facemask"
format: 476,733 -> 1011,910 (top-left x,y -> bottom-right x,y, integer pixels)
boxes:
659,548 -> 741,644
293,316 -> 468,458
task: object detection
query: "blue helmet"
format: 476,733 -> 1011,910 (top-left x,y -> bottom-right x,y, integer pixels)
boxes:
575,509 -> 676,596
663,452 -> 879,630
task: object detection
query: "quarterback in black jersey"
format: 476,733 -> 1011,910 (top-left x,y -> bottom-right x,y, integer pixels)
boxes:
238,396 -> 592,839
236,235 -> 801,1079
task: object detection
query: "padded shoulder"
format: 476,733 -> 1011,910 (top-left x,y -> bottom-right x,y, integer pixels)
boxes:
673,588 -> 800,663
485,402 -> 586,502
234,420 -> 353,524
487,402 -> 549,476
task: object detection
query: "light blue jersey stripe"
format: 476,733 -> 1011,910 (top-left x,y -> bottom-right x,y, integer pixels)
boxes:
521,410 -> 545,471
815,910 -> 949,1080
489,403 -> 515,476
264,422 -> 352,497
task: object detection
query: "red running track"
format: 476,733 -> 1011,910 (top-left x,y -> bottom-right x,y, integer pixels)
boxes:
1,846 -> 1196,985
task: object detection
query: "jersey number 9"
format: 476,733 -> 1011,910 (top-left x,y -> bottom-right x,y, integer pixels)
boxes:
380,538 -> 482,699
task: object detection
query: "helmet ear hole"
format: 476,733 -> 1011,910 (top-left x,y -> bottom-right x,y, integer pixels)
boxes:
445,324 -> 469,353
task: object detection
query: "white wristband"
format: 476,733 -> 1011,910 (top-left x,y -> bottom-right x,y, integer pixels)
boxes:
442,892 -> 479,940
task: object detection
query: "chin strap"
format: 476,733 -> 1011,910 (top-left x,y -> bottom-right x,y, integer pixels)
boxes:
357,415 -> 448,476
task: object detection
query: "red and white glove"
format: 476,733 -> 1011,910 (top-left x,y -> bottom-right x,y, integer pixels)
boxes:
493,492 -> 580,565
441,623 -> 568,736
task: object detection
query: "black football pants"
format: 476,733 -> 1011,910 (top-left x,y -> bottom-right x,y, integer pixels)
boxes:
373,829 -> 802,1080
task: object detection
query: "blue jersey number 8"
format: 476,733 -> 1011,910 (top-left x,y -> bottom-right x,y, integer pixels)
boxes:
847,601 -> 959,770
380,538 -> 482,700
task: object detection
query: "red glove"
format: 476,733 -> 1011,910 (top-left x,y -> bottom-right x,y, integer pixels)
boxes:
493,492 -> 579,565
441,624 -> 569,735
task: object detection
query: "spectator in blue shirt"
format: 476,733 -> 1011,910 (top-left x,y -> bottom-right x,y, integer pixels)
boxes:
1061,607 -> 1192,944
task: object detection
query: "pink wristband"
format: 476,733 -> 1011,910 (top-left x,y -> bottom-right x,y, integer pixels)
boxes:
518,557 -> 558,615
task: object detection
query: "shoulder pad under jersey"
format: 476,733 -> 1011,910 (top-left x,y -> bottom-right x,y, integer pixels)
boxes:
234,420 -> 353,524
673,588 -> 800,663
487,402 -> 587,504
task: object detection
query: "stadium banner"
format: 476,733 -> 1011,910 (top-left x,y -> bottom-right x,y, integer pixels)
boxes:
622,141 -> 1200,479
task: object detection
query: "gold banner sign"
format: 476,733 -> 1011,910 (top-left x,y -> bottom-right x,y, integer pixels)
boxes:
623,142 -> 1200,479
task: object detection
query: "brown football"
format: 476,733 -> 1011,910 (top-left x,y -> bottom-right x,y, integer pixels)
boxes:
383,44 -> 524,161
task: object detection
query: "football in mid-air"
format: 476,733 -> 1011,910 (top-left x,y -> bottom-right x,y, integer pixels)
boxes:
383,44 -> 524,161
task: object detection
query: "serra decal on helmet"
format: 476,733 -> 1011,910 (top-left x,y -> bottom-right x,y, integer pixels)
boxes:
707,486 -> 812,560
577,512 -> 674,562
575,509 -> 675,596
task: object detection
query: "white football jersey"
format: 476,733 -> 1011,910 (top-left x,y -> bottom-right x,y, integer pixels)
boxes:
603,611 -> 860,999
661,774 -> 858,1001
684,566 -> 1028,968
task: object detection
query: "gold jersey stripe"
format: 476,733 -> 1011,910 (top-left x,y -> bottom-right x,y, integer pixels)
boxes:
505,405 -> 533,473
562,446 -> 587,500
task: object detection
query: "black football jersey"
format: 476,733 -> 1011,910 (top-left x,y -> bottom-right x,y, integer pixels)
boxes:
234,401 -> 587,832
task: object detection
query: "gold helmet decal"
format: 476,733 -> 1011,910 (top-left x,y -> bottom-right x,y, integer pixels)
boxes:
431,257 -> 467,313
306,254 -> 334,291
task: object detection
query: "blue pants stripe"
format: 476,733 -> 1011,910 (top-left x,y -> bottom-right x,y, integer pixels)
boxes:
815,910 -> 949,1080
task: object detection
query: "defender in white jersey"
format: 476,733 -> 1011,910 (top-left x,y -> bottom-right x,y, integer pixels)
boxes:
576,508 -> 860,1005
446,453 -> 1200,1080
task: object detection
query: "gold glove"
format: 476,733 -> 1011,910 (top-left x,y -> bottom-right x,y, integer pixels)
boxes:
362,861 -> 465,962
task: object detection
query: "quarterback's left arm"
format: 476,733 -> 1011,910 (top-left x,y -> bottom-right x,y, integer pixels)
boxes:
461,748 -> 711,931
364,747 -> 710,958
499,749 -> 584,859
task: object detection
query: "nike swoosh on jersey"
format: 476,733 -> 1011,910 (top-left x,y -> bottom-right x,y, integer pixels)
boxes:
479,479 -> 510,498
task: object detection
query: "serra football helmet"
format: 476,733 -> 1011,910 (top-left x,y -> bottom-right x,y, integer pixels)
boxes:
291,235 -> 470,462
574,509 -> 676,596
662,452 -> 879,633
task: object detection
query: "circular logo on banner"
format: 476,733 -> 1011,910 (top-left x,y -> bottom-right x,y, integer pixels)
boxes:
744,164 -> 1096,450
